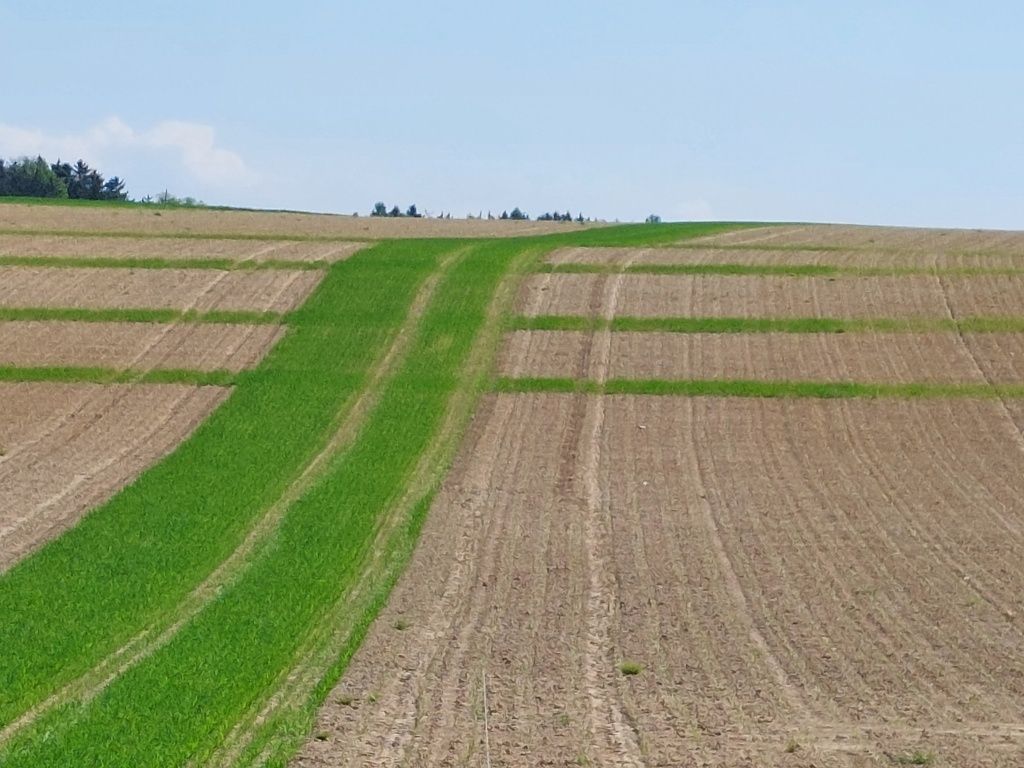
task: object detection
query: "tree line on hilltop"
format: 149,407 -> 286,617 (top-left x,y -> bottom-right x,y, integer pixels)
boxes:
370,202 -> 590,222
0,156 -> 128,200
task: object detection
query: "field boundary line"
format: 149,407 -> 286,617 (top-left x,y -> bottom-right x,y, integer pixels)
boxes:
510,314 -> 1024,334
0,255 -> 327,271
0,307 -> 282,324
0,227 -> 378,244
0,366 -> 239,386
536,261 -> 1024,278
206,244 -> 541,768
494,376 -> 1024,399
0,246 -> 468,748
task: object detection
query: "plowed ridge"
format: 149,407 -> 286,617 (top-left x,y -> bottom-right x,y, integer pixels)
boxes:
0,266 -> 321,313
0,382 -> 228,570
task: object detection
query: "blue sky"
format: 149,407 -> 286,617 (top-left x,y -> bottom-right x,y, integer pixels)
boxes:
3,2 -> 1022,227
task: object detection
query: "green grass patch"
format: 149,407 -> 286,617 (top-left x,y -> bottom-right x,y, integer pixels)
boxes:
537,221 -> 762,248
0,240 -> 531,766
539,258 -> 1024,278
0,366 -> 238,387
495,376 -> 1024,399
0,240 -> 450,728
0,255 -> 324,270
512,314 -> 1024,334
611,316 -> 856,333
0,307 -> 282,324
539,262 -> 839,277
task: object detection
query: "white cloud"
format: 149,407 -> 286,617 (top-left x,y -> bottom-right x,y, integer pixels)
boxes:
0,117 -> 255,188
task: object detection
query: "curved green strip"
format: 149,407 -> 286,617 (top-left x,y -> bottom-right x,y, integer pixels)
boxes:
0,240 -> 450,726
0,240 -> 526,766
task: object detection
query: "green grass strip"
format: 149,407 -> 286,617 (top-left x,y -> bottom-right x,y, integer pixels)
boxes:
0,227 -> 374,244
511,315 -> 1024,334
540,262 -> 840,276
495,376 -> 1024,399
539,261 -> 1024,278
0,255 -> 325,270
0,241 -> 529,766
0,366 -> 238,386
0,307 -> 282,324
0,240 -> 451,727
535,221 -> 760,248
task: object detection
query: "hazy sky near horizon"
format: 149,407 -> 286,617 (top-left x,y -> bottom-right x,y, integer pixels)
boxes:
3,2 -> 1022,227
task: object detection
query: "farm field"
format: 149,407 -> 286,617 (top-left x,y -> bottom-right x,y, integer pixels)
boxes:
549,246 -> 1024,272
1,208 -> 1023,767
0,382 -> 228,569
0,201 -> 590,238
0,233 -> 367,264
498,330 -> 1024,384
0,266 -> 322,313
689,223 -> 1024,253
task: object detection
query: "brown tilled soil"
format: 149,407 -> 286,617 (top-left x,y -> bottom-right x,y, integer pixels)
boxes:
549,246 -> 1024,271
0,382 -> 228,570
0,234 -> 365,262
963,334 -> 1024,384
0,266 -> 322,313
295,392 -> 1024,768
943,275 -> 1024,318
0,321 -> 283,372
0,203 -> 586,238
518,273 -> 964,319
498,330 -> 1012,384
691,224 -> 1024,253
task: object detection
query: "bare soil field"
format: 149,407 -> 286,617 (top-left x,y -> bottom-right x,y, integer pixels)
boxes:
0,382 -> 228,570
518,273 -> 961,319
498,330 -> 1018,384
0,321 -> 283,372
0,266 -> 321,313
549,246 -> 1024,271
0,203 -> 583,239
691,224 -> 1024,253
296,392 -> 1024,767
964,333 -> 1024,383
943,275 -> 1024,317
0,234 -> 365,263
